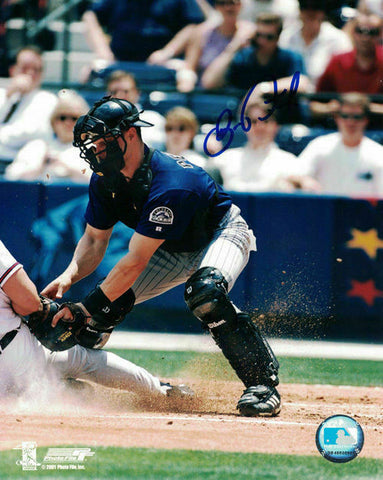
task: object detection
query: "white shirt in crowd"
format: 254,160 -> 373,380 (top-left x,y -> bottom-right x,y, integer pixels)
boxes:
297,132 -> 383,197
0,241 -> 23,335
0,89 -> 58,160
279,21 -> 353,84
4,134 -> 92,183
139,109 -> 166,147
212,142 -> 300,192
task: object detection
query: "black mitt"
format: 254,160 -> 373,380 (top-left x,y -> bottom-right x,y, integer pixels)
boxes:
59,301 -> 112,349
57,286 -> 136,350
26,296 -> 81,352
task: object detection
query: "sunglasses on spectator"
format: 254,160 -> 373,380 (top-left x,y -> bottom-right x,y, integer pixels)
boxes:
56,115 -> 79,122
255,32 -> 279,41
337,112 -> 366,120
165,125 -> 189,132
355,26 -> 381,37
215,0 -> 241,5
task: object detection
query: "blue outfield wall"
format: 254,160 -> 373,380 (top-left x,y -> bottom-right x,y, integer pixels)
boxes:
1,179 -> 382,342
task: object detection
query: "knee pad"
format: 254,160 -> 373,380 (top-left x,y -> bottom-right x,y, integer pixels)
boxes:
184,267 -> 237,329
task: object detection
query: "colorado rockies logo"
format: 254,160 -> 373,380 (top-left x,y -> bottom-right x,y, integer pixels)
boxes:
149,206 -> 174,225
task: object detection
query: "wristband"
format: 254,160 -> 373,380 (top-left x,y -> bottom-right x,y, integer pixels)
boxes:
83,286 -> 135,330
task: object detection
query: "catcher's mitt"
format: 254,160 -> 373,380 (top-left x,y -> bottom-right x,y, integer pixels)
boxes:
25,296 -> 82,351
58,301 -> 112,349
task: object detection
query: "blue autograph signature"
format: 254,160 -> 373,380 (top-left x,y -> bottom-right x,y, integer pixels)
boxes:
203,71 -> 301,157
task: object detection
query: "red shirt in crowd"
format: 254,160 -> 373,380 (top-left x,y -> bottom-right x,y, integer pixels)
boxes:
316,46 -> 383,94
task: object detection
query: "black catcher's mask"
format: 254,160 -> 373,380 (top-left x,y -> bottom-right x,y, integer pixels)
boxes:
73,96 -> 153,193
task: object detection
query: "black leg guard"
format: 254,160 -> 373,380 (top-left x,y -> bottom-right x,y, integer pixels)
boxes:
184,267 -> 279,388
214,312 -> 279,388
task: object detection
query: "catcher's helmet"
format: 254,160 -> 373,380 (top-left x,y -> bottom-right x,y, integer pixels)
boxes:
73,96 -> 153,192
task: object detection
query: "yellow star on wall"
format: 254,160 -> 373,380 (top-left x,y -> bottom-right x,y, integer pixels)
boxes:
346,228 -> 383,259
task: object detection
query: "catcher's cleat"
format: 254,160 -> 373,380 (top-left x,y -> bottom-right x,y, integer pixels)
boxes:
161,383 -> 195,398
237,385 -> 281,417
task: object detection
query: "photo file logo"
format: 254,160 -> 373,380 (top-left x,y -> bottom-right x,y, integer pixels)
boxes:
14,443 -> 96,471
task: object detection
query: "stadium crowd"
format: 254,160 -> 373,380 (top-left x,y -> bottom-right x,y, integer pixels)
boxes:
0,0 -> 382,197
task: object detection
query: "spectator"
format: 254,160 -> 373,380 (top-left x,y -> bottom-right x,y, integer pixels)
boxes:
317,11 -> 383,94
4,90 -> 91,183
311,11 -> 383,120
201,12 -> 309,93
313,11 -> 383,116
164,106 -> 223,182
164,106 -> 208,168
82,0 -> 206,65
106,70 -> 166,147
290,93 -> 383,197
279,0 -> 353,86
0,45 -> 58,162
174,0 -> 256,92
211,99 -> 301,192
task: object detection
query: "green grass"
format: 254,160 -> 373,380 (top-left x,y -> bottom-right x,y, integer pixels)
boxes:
109,349 -> 383,387
2,447 -> 383,480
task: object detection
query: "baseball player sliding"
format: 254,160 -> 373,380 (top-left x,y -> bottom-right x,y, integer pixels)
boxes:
42,96 -> 281,417
0,239 -> 190,399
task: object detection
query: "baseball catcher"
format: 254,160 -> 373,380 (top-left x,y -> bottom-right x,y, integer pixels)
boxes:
43,96 -> 281,416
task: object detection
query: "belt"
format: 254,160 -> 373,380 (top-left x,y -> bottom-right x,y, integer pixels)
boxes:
0,328 -> 19,354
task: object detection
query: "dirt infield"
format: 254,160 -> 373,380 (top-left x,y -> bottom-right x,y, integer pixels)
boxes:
2,380 -> 383,459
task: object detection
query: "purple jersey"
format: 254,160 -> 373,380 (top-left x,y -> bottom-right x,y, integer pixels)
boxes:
85,147 -> 232,252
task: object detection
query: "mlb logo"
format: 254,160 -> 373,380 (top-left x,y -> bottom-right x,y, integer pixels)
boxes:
323,428 -> 356,445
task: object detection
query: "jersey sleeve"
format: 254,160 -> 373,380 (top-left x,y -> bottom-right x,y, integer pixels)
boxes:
84,175 -> 118,230
135,189 -> 201,240
0,241 -> 23,288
